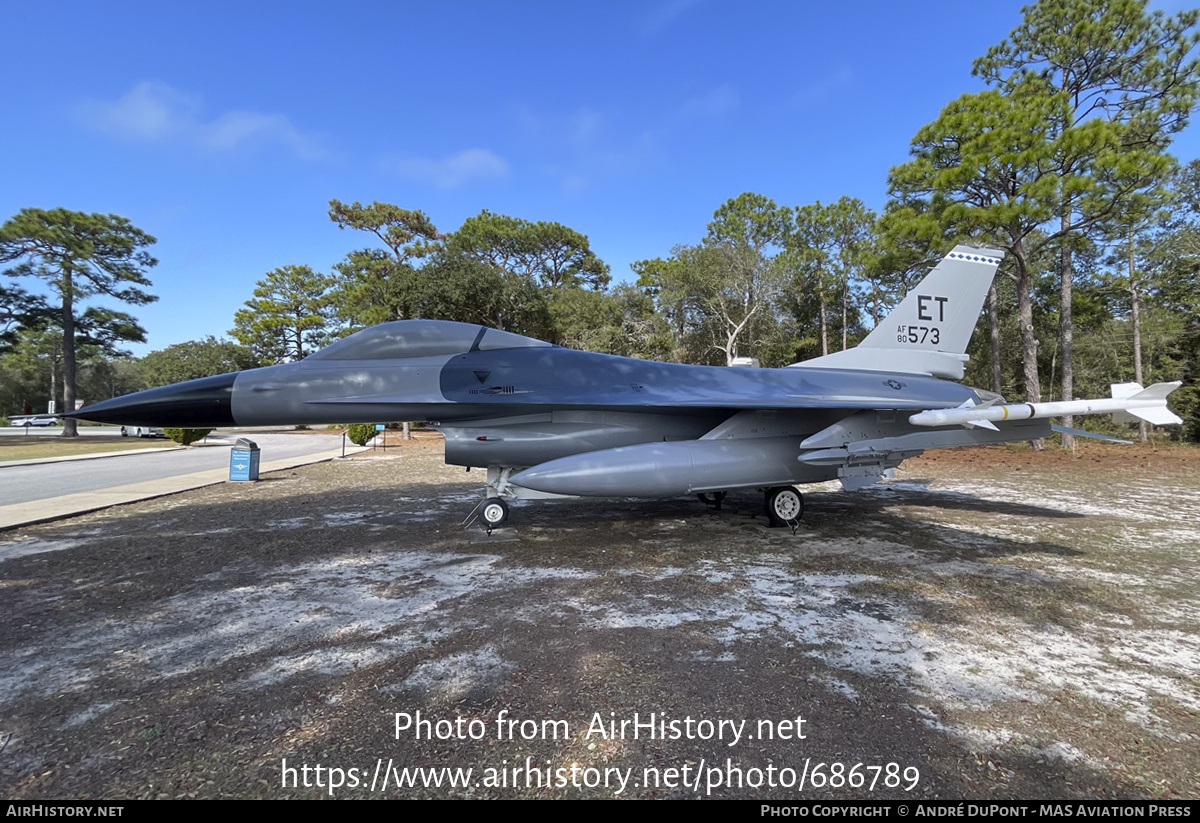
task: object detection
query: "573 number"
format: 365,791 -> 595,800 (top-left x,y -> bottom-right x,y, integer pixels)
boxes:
897,325 -> 939,345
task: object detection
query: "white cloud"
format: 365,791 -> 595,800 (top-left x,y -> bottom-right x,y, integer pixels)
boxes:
389,148 -> 510,188
789,67 -> 855,109
510,102 -> 663,193
78,82 -> 197,141
678,83 -> 739,121
204,110 -> 321,158
639,0 -> 705,36
76,81 -> 324,159
569,107 -> 604,146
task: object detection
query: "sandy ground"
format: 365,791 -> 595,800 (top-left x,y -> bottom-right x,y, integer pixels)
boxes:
0,439 -> 1197,799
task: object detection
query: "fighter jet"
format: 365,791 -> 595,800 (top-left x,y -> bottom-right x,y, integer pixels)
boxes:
72,245 -> 1181,529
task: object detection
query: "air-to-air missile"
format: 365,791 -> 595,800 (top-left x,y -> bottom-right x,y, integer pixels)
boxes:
72,245 -> 1182,529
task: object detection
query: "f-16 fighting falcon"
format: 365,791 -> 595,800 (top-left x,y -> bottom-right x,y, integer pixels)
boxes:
71,245 -> 1182,529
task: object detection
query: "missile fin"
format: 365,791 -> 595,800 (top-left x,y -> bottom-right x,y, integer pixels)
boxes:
1131,381 -> 1183,400
1114,381 -> 1183,426
1129,406 -> 1184,426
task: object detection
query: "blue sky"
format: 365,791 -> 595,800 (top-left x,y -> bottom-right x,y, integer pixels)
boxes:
5,1 -> 1200,356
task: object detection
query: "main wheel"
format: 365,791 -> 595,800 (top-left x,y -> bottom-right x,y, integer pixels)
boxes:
764,486 -> 803,527
481,497 -> 509,528
120,427 -> 129,437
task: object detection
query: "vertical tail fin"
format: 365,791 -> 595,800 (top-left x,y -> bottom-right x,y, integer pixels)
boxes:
793,245 -> 1003,379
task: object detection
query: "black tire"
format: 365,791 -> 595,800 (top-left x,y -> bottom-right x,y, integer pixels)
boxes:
481,497 -> 509,527
764,486 -> 803,527
120,427 -> 129,437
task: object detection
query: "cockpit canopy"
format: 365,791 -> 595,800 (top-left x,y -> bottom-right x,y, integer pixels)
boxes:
306,320 -> 553,361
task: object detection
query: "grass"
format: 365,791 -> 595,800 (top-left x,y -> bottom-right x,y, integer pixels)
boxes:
0,433 -> 176,461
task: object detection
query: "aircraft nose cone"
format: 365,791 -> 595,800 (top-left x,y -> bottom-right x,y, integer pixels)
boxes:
70,372 -> 239,428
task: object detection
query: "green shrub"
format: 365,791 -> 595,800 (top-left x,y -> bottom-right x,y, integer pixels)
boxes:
163,427 -> 212,445
347,423 -> 378,446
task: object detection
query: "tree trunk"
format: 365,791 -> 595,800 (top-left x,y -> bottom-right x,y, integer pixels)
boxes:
841,274 -> 848,351
1013,247 -> 1042,449
1130,230 -> 1147,442
1059,222 -> 1075,450
1057,69 -> 1075,451
61,270 -> 79,437
989,281 -> 1002,395
819,292 -> 828,356
1049,337 -> 1057,401
820,291 -> 830,355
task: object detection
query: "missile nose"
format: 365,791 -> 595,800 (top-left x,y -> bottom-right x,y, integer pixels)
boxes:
70,372 -> 239,428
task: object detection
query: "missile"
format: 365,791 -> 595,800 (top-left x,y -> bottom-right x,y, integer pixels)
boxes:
907,381 -> 1182,430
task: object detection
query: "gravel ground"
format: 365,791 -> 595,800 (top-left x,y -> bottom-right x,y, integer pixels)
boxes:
0,438 -> 1197,799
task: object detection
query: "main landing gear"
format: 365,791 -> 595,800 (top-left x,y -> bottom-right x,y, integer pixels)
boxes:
471,480 -> 804,534
698,487 -> 805,531
764,486 -> 804,531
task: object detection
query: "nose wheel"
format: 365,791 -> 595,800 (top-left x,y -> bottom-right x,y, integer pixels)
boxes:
764,486 -> 803,531
481,497 -> 509,534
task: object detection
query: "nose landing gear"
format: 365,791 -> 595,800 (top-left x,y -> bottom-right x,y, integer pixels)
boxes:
480,497 -> 509,535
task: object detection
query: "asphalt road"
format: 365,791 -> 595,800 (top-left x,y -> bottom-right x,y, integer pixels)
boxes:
0,432 -> 350,505
0,431 -> 359,529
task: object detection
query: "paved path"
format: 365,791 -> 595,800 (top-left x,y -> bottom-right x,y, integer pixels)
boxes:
0,431 -> 365,531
